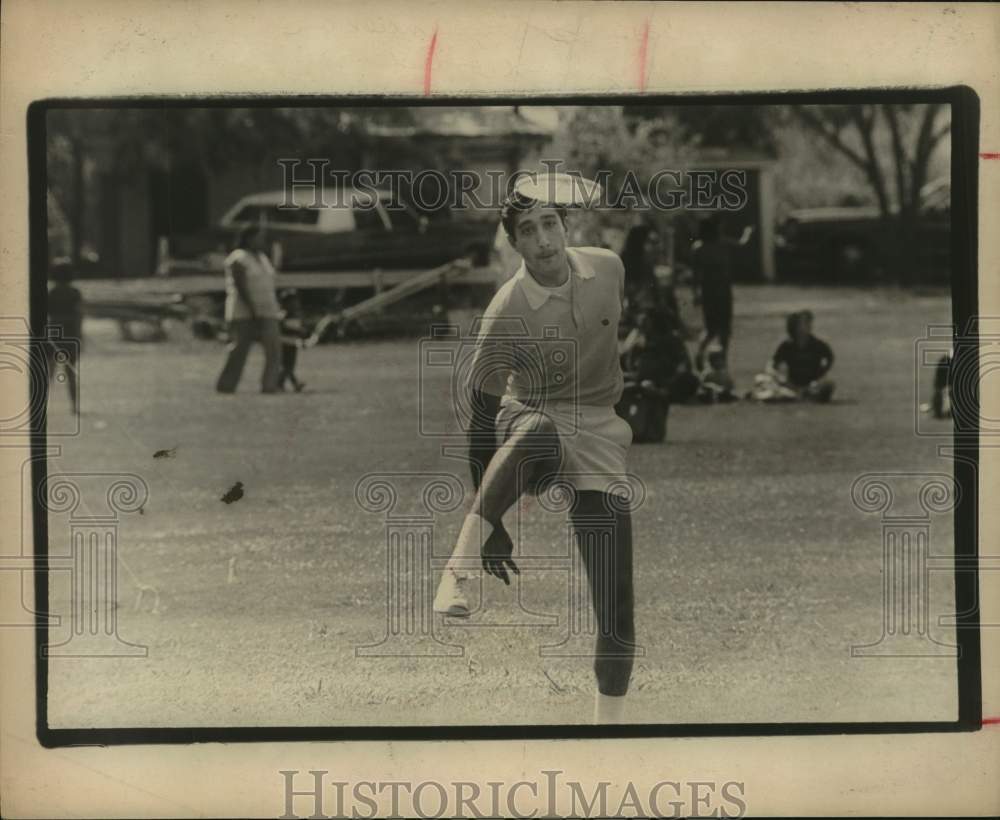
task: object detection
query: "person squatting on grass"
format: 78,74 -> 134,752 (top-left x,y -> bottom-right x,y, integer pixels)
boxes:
433,178 -> 638,725
750,310 -> 836,403
277,288 -> 309,392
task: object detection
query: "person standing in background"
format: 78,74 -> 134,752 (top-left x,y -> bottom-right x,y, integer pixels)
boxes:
619,224 -> 662,315
215,225 -> 282,394
46,260 -> 83,414
690,216 -> 753,371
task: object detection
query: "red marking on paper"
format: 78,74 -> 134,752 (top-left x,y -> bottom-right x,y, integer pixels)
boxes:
981,153 -> 1000,160
424,26 -> 439,96
637,20 -> 650,91
983,716 -> 1000,725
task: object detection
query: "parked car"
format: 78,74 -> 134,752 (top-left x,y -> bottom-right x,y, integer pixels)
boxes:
775,177 -> 950,283
164,187 -> 497,273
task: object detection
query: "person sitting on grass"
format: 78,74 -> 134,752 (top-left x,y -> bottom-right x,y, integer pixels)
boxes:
697,343 -> 738,403
618,303 -> 699,404
750,310 -> 836,403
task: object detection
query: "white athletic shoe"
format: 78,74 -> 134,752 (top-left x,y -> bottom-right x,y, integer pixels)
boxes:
433,569 -> 471,617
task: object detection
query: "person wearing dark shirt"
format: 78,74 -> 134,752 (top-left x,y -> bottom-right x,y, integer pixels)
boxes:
46,261 -> 82,414
753,310 -> 835,402
620,224 -> 660,314
690,216 -> 753,371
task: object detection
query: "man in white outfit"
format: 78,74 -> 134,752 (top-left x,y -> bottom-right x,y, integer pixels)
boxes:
434,175 -> 637,724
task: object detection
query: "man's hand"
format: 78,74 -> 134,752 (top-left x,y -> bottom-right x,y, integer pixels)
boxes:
482,520 -> 519,585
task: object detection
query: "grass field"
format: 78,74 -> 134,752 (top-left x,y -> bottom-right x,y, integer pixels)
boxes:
43,285 -> 960,728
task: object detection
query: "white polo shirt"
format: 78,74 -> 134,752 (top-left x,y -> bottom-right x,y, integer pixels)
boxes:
468,246 -> 626,408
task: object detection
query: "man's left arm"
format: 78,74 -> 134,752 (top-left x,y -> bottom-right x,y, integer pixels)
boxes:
464,312 -> 511,491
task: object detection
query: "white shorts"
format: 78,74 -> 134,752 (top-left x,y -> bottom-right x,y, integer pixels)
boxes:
495,398 -> 634,496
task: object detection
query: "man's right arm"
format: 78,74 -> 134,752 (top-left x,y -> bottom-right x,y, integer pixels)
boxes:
467,387 -> 501,491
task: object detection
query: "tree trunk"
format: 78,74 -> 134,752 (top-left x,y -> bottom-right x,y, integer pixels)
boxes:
790,103 -> 948,286
70,138 -> 85,268
849,106 -> 891,220
882,105 -> 913,284
895,206 -> 921,286
899,105 -> 943,285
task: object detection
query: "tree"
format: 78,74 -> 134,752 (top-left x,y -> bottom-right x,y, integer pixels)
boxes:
45,106 -> 419,270
789,103 -> 950,282
625,104 -> 779,155
544,106 -> 697,246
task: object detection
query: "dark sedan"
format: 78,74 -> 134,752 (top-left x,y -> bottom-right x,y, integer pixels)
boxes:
775,178 -> 950,284
165,188 -> 497,274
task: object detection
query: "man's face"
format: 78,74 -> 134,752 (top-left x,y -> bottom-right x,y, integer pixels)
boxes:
509,205 -> 568,279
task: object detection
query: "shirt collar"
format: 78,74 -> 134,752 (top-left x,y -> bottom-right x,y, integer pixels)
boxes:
515,247 -> 596,310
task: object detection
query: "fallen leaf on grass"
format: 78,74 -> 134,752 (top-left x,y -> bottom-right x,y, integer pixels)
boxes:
221,482 -> 244,504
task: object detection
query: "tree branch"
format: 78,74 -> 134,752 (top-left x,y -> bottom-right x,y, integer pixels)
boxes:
911,104 -> 944,205
882,105 -> 909,213
930,121 -> 950,149
848,105 -> 892,218
915,105 -> 942,160
790,105 -> 870,172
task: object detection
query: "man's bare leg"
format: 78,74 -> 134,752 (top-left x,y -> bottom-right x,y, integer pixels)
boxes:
477,412 -> 561,524
434,412 -> 561,615
570,490 -> 636,724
